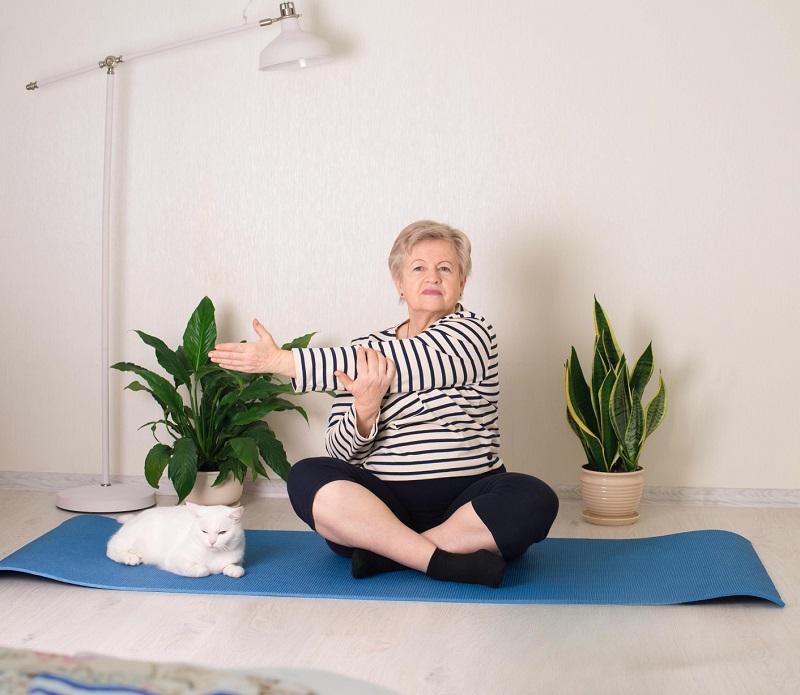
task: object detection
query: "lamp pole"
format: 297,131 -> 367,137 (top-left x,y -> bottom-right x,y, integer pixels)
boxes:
25,2 -> 332,512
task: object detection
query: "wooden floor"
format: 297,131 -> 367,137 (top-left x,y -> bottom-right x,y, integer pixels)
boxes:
0,489 -> 797,694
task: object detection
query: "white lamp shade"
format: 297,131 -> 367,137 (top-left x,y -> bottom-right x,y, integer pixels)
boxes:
259,17 -> 333,71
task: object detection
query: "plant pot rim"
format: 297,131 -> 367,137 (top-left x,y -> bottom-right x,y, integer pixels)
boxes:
581,464 -> 644,474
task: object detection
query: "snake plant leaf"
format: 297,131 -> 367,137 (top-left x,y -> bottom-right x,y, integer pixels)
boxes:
169,437 -> 198,503
225,437 -> 260,480
566,407 -> 595,466
594,297 -> 622,368
609,356 -> 631,444
565,348 -> 599,436
645,372 -> 668,438
111,362 -> 184,419
245,421 -> 290,481
144,443 -> 171,488
591,338 -> 609,422
623,390 -> 645,463
630,342 -> 654,400
182,296 -> 217,373
133,330 -> 191,388
281,332 -> 317,350
598,368 -> 619,469
578,425 -> 607,471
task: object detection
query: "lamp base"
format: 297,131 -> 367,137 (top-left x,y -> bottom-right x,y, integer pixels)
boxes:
56,483 -> 156,513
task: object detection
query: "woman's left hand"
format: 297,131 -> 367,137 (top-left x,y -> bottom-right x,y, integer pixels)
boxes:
209,319 -> 288,375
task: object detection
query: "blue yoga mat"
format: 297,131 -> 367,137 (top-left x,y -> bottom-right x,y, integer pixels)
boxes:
0,516 -> 784,606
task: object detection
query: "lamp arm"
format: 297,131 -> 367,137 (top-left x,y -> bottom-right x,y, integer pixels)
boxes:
25,10 -> 300,91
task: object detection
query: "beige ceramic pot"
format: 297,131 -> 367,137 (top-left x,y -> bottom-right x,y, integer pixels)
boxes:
580,465 -> 644,526
185,471 -> 243,506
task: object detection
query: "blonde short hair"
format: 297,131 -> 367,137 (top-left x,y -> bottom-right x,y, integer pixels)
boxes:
388,220 -> 472,281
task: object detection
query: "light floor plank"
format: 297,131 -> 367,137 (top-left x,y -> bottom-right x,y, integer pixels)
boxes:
0,490 -> 797,694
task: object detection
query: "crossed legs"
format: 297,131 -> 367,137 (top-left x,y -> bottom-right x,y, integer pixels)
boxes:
311,480 -> 501,573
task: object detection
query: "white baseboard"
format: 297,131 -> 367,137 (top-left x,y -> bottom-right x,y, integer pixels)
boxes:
0,471 -> 289,499
1,471 -> 798,507
553,484 -> 800,507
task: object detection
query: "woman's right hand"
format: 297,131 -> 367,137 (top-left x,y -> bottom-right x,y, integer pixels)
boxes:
335,347 -> 396,415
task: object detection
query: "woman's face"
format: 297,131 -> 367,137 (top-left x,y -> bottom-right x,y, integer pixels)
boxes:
394,239 -> 466,315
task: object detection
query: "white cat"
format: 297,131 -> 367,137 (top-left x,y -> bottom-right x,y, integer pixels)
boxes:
106,503 -> 246,578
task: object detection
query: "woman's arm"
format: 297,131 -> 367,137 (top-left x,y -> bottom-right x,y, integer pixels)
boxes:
291,314 -> 496,393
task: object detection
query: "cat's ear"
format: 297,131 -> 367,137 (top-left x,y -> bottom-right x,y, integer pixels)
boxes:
185,502 -> 202,516
227,505 -> 243,522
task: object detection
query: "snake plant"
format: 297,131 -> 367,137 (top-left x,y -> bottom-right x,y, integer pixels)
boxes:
565,297 -> 668,472
112,296 -> 314,502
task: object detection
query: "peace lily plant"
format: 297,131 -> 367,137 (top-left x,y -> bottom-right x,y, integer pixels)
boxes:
565,297 -> 668,473
112,297 -> 313,503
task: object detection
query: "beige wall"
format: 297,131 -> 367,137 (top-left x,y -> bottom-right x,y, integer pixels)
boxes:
1,1 -> 798,490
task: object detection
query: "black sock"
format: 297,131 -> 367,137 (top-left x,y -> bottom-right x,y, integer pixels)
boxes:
351,548 -> 406,578
425,548 -> 506,588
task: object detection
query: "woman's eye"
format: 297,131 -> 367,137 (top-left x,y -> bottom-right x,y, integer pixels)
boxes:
438,267 -> 452,273
412,267 -> 423,272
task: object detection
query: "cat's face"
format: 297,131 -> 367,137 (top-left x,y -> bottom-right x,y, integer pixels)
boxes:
186,503 -> 244,550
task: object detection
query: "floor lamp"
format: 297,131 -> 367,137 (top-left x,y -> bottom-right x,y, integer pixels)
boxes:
25,2 -> 333,513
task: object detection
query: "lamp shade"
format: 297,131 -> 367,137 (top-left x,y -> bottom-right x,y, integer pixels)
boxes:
259,17 -> 333,71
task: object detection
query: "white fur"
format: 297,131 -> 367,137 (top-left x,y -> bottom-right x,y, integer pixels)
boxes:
106,503 -> 246,578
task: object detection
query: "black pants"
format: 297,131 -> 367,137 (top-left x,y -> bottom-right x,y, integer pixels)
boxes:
287,457 -> 559,561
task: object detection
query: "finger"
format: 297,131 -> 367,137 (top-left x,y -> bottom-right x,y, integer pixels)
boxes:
252,319 -> 272,340
355,346 -> 367,375
212,343 -> 246,353
334,370 -> 354,390
209,350 -> 248,363
364,347 -> 378,373
385,357 -> 396,378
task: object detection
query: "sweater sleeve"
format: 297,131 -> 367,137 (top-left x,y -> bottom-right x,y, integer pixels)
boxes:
290,314 -> 496,394
324,393 -> 380,462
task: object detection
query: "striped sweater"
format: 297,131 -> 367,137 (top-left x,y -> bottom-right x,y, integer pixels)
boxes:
290,305 -> 502,481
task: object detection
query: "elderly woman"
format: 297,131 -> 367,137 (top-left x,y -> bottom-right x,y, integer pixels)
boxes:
209,220 -> 559,587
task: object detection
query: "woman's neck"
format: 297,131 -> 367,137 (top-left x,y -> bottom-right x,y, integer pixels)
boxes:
401,305 -> 458,338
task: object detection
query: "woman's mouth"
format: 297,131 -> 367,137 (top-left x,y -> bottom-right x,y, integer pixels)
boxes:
422,289 -> 442,295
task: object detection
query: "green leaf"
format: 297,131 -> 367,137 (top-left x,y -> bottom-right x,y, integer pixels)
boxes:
566,407 -> 594,466
144,443 -> 171,488
225,437 -> 260,480
112,362 -> 185,419
175,346 -> 193,376
609,356 -> 631,444
594,297 -> 622,367
134,330 -> 191,388
577,426 -> 607,472
590,337 -> 609,422
169,437 -> 198,503
623,390 -> 645,463
565,348 -> 599,436
239,379 -> 295,401
182,296 -> 217,373
630,342 -> 654,400
281,332 -> 316,350
245,422 -> 290,481
125,380 -> 149,392
598,368 -> 619,470
645,373 -> 668,438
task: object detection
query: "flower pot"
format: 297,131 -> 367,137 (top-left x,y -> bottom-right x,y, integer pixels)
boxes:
184,471 -> 243,506
580,465 -> 644,526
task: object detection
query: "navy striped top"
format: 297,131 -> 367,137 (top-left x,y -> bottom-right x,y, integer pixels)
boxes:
290,305 -> 502,481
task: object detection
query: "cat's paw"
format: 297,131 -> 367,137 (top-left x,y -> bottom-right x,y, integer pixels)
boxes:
223,564 -> 245,578
181,563 -> 210,578
108,550 -> 141,566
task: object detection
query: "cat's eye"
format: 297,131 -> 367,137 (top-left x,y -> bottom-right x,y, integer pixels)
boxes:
201,530 -> 207,534
219,530 -> 227,534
